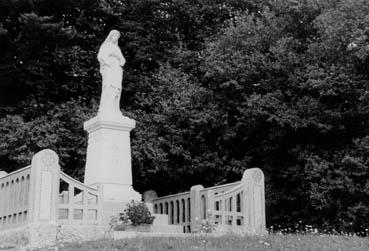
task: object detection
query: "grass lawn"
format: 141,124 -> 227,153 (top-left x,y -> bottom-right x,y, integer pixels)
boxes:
42,234 -> 369,251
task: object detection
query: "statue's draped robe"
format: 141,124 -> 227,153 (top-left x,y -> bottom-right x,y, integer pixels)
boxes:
97,42 -> 126,116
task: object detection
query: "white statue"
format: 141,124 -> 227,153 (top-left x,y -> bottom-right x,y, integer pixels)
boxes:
97,30 -> 126,117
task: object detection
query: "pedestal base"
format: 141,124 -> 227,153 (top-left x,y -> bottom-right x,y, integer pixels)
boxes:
83,114 -> 141,223
93,183 -> 141,224
84,114 -> 136,192
97,183 -> 141,203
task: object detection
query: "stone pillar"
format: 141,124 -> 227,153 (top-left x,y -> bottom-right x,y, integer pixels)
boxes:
142,190 -> 158,214
29,149 -> 60,223
241,168 -> 266,235
190,185 -> 204,232
84,115 -> 141,221
28,149 -> 61,248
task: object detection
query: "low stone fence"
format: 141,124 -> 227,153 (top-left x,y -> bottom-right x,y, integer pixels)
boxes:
0,149 -> 266,248
150,191 -> 192,232
58,171 -> 102,224
0,165 -> 31,231
148,168 -> 266,235
0,149 -> 105,249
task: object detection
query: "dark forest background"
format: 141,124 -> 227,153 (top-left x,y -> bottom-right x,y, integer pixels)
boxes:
1,0 -> 369,233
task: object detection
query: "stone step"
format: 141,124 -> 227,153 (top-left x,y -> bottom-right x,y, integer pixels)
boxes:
150,214 -> 184,233
151,224 -> 184,233
152,214 -> 169,225
113,232 -> 190,239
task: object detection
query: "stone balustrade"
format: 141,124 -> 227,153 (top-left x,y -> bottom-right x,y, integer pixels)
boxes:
0,148 -> 266,249
0,166 -> 31,230
148,168 -> 266,235
211,168 -> 266,234
57,171 -> 102,224
151,191 -> 192,232
0,149 -> 104,249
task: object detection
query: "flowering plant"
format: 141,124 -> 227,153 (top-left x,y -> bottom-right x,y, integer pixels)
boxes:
195,211 -> 217,233
119,200 -> 155,226
199,218 -> 217,233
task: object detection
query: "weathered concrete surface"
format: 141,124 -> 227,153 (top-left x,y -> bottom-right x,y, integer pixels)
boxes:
0,223 -> 107,250
0,225 -> 29,249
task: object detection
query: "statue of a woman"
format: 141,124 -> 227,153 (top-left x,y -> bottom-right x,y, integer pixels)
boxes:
97,30 -> 126,117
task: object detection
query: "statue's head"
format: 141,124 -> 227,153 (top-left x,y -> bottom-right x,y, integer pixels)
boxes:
104,30 -> 120,44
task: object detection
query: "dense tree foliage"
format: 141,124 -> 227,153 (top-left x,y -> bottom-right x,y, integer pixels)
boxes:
1,0 -> 369,233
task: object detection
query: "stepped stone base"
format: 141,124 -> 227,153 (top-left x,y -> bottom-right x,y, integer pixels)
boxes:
151,224 -> 184,233
151,213 -> 184,233
113,213 -> 183,235
113,232 -> 188,239
152,214 -> 169,225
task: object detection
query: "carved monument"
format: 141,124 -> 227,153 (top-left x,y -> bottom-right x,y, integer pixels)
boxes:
84,30 -> 141,218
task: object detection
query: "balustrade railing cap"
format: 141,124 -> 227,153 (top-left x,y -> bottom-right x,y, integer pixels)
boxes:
0,171 -> 8,178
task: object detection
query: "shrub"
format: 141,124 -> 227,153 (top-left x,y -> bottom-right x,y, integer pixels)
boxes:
109,215 -> 127,231
119,200 -> 155,226
199,218 -> 217,233
193,211 -> 217,233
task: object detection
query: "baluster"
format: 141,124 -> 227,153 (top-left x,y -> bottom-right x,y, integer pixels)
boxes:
221,199 -> 226,225
232,195 -> 237,226
174,200 -> 178,224
170,201 -> 174,224
24,175 -> 30,206
0,183 -> 3,217
6,181 -> 10,216
4,182 -> 8,216
82,189 -> 88,223
68,184 -> 74,220
15,178 -> 20,213
240,191 -> 243,213
5,182 -> 9,215
187,198 -> 191,222
10,180 -> 15,216
19,177 -> 24,208
13,180 -> 18,213
178,199 -> 183,224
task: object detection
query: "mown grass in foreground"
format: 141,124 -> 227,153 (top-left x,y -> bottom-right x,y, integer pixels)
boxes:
43,234 -> 369,251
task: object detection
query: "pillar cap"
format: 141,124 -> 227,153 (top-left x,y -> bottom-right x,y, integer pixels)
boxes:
0,171 -> 8,178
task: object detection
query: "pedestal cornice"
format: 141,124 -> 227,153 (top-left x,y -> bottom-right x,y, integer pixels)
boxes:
84,114 -> 136,133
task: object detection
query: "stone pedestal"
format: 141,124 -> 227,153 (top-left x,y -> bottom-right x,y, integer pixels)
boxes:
84,114 -> 141,208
